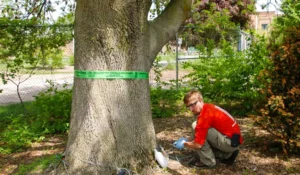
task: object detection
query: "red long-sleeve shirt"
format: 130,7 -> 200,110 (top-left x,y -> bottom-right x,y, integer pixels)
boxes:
194,104 -> 243,145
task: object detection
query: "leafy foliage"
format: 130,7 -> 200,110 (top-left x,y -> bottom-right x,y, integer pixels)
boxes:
183,4 -> 240,51
178,0 -> 255,50
258,26 -> 300,154
151,88 -> 186,118
182,39 -> 269,116
0,81 -> 72,154
272,0 -> 300,34
257,0 -> 300,154
1,114 -> 38,153
191,0 -> 256,28
153,0 -> 255,29
31,80 -> 72,134
0,1 -> 74,93
152,0 -> 255,50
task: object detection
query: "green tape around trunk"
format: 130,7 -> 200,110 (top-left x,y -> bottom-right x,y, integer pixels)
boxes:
74,70 -> 149,79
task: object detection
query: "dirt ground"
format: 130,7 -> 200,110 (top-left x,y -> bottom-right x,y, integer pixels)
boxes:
1,116 -> 300,175
152,117 -> 300,175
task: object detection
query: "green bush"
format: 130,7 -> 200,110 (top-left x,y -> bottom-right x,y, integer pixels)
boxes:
150,88 -> 185,118
31,80 -> 72,134
0,81 -> 72,154
182,39 -> 269,116
0,103 -> 41,154
257,27 -> 300,154
0,114 -> 44,154
256,0 -> 300,154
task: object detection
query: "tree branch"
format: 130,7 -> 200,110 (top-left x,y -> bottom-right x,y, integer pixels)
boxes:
149,0 -> 192,62
36,0 -> 47,19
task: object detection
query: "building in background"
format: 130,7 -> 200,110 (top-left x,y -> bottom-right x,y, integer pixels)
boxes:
250,11 -> 282,33
251,0 -> 282,33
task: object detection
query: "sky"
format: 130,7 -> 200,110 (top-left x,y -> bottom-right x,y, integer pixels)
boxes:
256,0 -> 282,14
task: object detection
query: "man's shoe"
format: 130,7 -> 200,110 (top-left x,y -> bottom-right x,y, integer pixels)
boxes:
221,150 -> 239,166
188,159 -> 215,169
187,156 -> 199,166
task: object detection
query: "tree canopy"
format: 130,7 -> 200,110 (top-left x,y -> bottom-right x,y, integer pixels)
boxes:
0,0 -> 74,89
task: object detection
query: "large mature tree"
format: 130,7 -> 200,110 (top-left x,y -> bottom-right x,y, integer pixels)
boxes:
63,0 -> 192,174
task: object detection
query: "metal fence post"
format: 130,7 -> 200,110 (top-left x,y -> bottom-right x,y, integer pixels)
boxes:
237,26 -> 241,51
176,32 -> 179,90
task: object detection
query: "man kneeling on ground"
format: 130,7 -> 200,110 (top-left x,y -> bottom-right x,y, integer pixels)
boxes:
173,89 -> 243,168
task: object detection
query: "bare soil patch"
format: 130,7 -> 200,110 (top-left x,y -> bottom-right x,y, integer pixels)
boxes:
152,117 -> 300,175
1,117 -> 299,175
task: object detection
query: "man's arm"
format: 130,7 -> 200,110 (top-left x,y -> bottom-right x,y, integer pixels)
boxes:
184,141 -> 202,149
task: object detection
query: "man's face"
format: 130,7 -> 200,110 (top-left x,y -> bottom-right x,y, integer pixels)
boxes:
186,98 -> 203,116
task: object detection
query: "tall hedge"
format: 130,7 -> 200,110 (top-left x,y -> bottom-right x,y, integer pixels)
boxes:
258,26 -> 300,154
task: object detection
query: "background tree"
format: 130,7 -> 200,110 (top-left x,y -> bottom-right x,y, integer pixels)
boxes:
181,0 -> 255,50
0,0 -> 74,95
63,0 -> 192,174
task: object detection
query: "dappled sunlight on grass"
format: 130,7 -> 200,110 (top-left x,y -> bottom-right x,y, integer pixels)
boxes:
0,135 -> 66,175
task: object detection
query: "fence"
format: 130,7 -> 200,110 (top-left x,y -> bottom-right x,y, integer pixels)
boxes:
238,30 -> 252,51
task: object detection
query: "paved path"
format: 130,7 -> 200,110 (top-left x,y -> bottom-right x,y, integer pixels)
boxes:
0,74 -> 74,106
0,67 -> 190,106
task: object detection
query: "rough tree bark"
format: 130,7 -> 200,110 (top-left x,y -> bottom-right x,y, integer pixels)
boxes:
63,0 -> 192,174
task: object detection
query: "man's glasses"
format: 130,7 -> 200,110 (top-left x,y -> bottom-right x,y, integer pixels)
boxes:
186,101 -> 198,108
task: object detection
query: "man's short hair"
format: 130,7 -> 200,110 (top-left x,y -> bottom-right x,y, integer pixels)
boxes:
183,89 -> 203,104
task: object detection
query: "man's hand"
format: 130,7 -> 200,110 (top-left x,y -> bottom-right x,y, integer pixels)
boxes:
173,137 -> 188,150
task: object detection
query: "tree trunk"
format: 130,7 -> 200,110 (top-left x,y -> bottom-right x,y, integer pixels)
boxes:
63,0 -> 192,174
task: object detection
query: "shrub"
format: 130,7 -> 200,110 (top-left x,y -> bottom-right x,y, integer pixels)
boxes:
0,81 -> 72,154
150,88 -> 185,118
31,80 -> 72,134
182,39 -> 269,116
257,26 -> 300,154
0,114 -> 44,154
